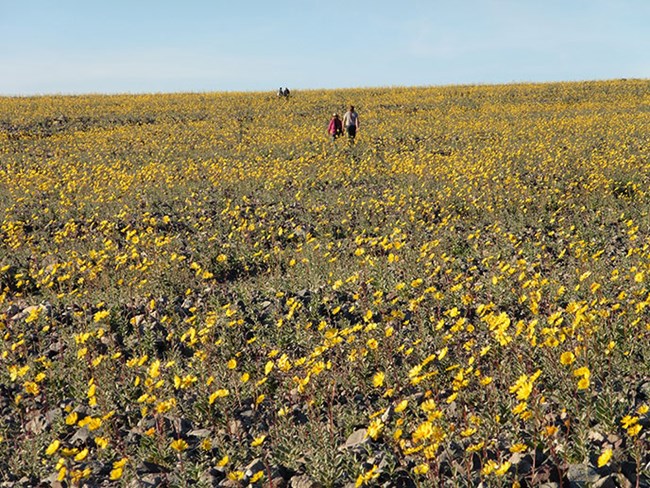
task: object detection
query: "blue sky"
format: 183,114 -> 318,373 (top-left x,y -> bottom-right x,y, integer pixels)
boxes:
1,0 -> 648,95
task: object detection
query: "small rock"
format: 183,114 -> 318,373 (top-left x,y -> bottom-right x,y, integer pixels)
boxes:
25,415 -> 47,435
70,426 -> 89,444
269,476 -> 289,488
339,428 -> 368,451
48,340 -> 64,351
566,463 -> 600,487
200,467 -> 225,486
44,408 -> 62,425
188,428 -> 212,438
381,405 -> 393,423
606,433 -> 623,449
593,474 -> 623,488
39,473 -> 60,486
228,419 -> 243,436
289,474 -> 322,488
588,430 -> 605,443
219,478 -> 243,488
135,474 -> 163,488
11,305 -> 41,322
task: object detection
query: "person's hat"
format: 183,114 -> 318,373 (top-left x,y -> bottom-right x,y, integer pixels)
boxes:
333,113 -> 338,117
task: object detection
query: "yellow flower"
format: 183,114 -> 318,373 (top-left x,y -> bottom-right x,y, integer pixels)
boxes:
264,360 -> 274,375
460,427 -> 476,437
577,377 -> 590,390
544,425 -> 558,437
395,400 -> 408,413
217,455 -> 229,467
413,463 -> 429,475
23,381 -> 39,396
495,461 -> 511,476
227,358 -> 237,369
509,443 -> 527,453
597,448 -> 613,467
93,310 -> 110,322
46,439 -> 61,456
372,371 -> 385,388
421,399 -> 437,413
621,415 -> 638,429
95,437 -> 109,449
109,467 -> 124,480
367,419 -> 384,440
251,435 -> 266,447
61,447 -> 78,457
560,351 -> 575,365
573,366 -> 590,378
446,392 -> 458,404
627,424 -> 642,436
209,389 -> 230,404
170,439 -> 188,452
74,448 -> 89,461
512,402 -> 527,415
482,460 -> 498,475
227,471 -> 245,481
509,371 -> 541,400
78,416 -> 102,431
466,441 -> 484,453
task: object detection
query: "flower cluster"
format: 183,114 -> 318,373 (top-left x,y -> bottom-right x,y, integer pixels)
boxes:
0,80 -> 649,486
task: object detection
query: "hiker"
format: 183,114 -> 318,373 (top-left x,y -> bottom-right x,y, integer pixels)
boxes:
277,87 -> 284,98
342,105 -> 359,142
283,87 -> 290,98
328,113 -> 343,141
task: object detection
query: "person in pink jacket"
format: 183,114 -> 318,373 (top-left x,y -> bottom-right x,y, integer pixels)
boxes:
328,113 -> 343,141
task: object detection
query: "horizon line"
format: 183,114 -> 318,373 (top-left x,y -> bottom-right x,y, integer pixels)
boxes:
0,77 -> 646,100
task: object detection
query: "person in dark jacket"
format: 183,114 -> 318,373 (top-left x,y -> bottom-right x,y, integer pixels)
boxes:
343,105 -> 359,142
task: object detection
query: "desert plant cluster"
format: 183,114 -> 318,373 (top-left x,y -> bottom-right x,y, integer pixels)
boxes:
0,80 -> 649,487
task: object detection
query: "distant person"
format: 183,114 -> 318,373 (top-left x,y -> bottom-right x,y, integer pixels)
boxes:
343,105 -> 359,142
283,87 -> 290,98
278,87 -> 284,98
328,113 -> 343,141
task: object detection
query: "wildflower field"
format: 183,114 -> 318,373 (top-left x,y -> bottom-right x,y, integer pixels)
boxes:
1,80 -> 650,487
